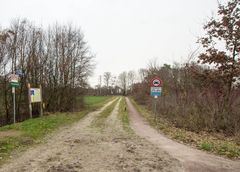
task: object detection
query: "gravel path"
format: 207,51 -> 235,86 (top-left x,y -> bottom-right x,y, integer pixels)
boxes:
126,97 -> 240,172
0,98 -> 181,172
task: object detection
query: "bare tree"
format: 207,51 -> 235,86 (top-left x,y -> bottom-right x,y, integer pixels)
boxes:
127,70 -> 136,93
118,72 -> 128,95
103,72 -> 111,88
138,68 -> 147,82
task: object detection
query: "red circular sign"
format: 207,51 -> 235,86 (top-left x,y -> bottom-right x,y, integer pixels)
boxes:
151,77 -> 162,87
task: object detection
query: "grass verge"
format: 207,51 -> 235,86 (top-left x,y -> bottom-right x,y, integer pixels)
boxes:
118,97 -> 131,132
130,98 -> 240,159
84,96 -> 114,109
0,96 -> 113,165
91,98 -> 119,129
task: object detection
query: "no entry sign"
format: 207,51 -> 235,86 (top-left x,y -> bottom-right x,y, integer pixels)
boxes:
151,77 -> 162,87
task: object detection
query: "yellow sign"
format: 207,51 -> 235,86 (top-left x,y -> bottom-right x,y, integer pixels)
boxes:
30,88 -> 42,103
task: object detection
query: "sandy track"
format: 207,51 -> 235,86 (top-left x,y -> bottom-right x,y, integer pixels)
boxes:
0,98 -> 181,172
126,97 -> 240,172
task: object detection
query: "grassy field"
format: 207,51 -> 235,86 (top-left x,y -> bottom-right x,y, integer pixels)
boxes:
84,96 -> 113,108
130,98 -> 240,159
0,96 -> 113,165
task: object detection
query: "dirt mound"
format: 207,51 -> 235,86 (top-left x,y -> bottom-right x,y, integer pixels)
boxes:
0,130 -> 22,139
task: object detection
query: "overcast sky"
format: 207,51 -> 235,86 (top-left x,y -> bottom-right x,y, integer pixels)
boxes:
1,0 -> 222,86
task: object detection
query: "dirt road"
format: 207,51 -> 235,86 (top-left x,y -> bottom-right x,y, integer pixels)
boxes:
0,98 -> 181,172
126,97 -> 240,172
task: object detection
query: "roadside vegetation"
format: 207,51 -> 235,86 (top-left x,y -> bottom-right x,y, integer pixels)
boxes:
0,96 -> 112,165
91,98 -> 119,129
130,98 -> 240,159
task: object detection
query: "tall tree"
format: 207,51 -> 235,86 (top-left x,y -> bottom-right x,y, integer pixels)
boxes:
198,0 -> 240,106
127,70 -> 136,93
118,72 -> 127,95
103,72 -> 111,88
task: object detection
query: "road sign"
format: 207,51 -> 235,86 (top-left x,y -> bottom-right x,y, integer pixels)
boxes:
30,88 -> 42,103
16,69 -> 24,77
9,74 -> 19,83
10,82 -> 20,87
151,77 -> 162,87
150,87 -> 162,97
150,77 -> 163,98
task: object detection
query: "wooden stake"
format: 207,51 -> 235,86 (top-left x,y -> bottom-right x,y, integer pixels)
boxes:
40,85 -> 43,117
27,83 -> 32,118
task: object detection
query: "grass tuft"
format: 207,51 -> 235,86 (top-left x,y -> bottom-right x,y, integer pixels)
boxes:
118,97 -> 131,131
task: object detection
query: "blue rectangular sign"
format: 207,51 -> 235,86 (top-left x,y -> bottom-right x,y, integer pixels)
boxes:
150,87 -> 162,97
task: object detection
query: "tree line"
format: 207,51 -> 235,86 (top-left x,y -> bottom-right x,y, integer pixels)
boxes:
0,19 -> 94,125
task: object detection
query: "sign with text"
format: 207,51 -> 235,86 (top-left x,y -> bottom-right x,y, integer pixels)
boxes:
30,88 -> 42,103
10,82 -> 20,87
150,87 -> 162,97
9,74 -> 19,83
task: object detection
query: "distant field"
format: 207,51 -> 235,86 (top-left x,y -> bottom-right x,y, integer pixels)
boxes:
84,96 -> 113,106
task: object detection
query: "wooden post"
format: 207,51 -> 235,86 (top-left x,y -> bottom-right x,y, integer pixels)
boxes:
27,83 -> 32,118
12,87 -> 16,123
40,85 -> 43,117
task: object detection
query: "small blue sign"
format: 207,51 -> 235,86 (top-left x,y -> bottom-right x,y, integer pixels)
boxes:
150,87 -> 162,97
30,90 -> 35,95
16,69 -> 24,77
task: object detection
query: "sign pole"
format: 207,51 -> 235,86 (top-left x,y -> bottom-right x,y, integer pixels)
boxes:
150,77 -> 163,122
9,73 -> 20,124
154,96 -> 157,121
40,85 -> 43,117
12,87 -> 16,123
28,83 -> 32,118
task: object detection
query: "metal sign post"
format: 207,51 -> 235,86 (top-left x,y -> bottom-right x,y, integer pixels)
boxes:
28,83 -> 33,118
154,96 -> 157,121
12,87 -> 16,123
9,74 -> 20,124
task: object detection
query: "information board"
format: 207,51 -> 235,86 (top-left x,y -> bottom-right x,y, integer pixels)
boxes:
30,88 -> 42,103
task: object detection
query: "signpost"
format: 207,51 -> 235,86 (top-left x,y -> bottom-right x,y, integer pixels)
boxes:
150,77 -> 163,121
9,74 -> 20,123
